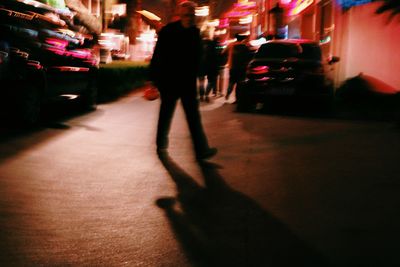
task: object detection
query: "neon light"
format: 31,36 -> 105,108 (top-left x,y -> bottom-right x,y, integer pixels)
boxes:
195,6 -> 209,17
226,10 -> 252,18
219,18 -> 229,28
280,0 -> 292,5
234,2 -> 256,9
290,0 -> 314,15
239,15 -> 252,24
45,38 -> 68,49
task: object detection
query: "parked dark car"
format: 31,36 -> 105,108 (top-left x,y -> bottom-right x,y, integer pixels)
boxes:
236,39 -> 340,111
0,0 -> 98,126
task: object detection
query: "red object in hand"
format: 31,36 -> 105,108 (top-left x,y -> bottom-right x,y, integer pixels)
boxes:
143,87 -> 160,101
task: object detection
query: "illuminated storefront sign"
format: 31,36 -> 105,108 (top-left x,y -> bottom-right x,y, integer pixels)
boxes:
338,0 -> 372,9
289,0 -> 314,15
280,0 -> 292,5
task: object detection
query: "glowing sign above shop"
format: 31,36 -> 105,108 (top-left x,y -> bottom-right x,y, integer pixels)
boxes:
289,0 -> 314,16
280,0 -> 292,5
338,0 -> 372,9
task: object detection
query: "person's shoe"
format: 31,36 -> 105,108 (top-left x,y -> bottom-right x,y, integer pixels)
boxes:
196,147 -> 218,160
156,197 -> 176,209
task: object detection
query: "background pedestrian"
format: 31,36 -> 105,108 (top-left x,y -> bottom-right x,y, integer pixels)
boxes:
225,33 -> 252,103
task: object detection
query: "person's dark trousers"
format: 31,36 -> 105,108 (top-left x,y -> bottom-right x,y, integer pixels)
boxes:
226,68 -> 246,100
156,88 -> 210,155
205,74 -> 218,96
198,76 -> 206,99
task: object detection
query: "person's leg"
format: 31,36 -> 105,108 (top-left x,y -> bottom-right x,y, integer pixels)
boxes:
198,76 -> 205,101
207,74 -> 218,97
225,69 -> 236,100
157,93 -> 178,150
234,70 -> 246,102
204,76 -> 212,102
180,92 -> 213,156
205,79 -> 214,99
225,81 -> 235,100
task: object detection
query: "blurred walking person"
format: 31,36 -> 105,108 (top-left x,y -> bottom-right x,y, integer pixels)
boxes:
149,1 -> 217,160
225,34 -> 252,102
199,36 -> 220,102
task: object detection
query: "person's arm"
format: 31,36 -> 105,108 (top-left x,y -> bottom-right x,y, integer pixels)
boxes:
149,28 -> 165,87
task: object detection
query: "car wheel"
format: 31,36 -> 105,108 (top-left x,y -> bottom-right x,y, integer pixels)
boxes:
236,84 -> 254,112
319,87 -> 335,115
236,95 -> 254,112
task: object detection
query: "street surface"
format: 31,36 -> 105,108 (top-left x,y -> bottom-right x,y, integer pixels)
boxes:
0,87 -> 399,266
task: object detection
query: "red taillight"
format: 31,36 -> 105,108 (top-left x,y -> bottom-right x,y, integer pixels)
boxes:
27,60 -> 43,70
249,65 -> 269,74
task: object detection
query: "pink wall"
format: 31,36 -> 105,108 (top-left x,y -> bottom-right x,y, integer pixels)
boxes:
340,2 -> 400,89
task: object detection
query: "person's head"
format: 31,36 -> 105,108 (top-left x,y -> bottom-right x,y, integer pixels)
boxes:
178,1 -> 196,28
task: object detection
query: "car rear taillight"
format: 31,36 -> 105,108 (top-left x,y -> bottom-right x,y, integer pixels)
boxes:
248,65 -> 269,75
27,60 -> 43,70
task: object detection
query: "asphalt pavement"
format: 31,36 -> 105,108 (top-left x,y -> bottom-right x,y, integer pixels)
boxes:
0,86 -> 400,266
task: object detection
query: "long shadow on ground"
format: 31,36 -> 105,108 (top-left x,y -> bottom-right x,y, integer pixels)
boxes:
156,154 -> 331,267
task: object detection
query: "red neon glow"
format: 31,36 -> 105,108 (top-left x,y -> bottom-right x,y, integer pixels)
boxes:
219,18 -> 229,28
27,61 -> 43,70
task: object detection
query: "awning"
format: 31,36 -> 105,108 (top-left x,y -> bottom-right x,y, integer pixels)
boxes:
137,10 -> 163,32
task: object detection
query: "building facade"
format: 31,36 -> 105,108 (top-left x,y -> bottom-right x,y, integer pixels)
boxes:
268,0 -> 400,90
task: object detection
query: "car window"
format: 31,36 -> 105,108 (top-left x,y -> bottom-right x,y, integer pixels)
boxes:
256,43 -> 299,59
256,42 -> 322,61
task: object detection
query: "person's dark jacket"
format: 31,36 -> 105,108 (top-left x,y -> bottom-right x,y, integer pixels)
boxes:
199,39 -> 219,78
149,20 -> 202,91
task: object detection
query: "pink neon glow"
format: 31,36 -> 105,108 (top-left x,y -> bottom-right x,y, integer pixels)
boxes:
65,49 -> 91,59
226,10 -> 251,18
45,38 -> 68,49
45,47 -> 65,55
233,2 -> 256,9
280,0 -> 292,5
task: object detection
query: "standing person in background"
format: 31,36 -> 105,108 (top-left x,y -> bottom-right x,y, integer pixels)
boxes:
149,1 -> 217,160
199,36 -> 220,102
197,35 -> 208,102
225,33 -> 252,103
